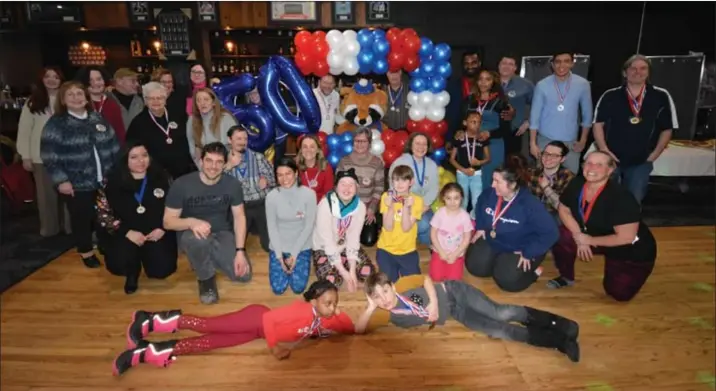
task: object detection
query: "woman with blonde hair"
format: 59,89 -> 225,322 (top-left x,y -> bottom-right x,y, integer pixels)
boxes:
296,134 -> 333,203
186,87 -> 236,165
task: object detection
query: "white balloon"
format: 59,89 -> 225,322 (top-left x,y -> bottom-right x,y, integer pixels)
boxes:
342,30 -> 358,41
370,139 -> 386,156
343,57 -> 360,76
326,30 -> 345,49
371,128 -> 381,141
329,67 -> 343,76
426,106 -> 446,122
434,90 -> 451,108
407,91 -> 419,107
418,91 -> 434,108
327,51 -> 345,70
343,40 -> 361,57
409,106 -> 426,121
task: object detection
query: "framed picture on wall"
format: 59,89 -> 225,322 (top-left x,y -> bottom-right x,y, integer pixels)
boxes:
366,1 -> 390,23
128,1 -> 151,23
268,2 -> 319,25
332,1 -> 354,25
197,1 -> 217,22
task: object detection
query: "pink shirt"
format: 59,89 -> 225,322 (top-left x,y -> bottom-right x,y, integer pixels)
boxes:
430,207 -> 474,252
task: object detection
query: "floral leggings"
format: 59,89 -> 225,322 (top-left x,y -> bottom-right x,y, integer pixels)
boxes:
313,248 -> 375,288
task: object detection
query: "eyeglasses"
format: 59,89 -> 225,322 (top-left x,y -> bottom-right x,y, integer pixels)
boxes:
354,139 -> 370,144
541,152 -> 563,159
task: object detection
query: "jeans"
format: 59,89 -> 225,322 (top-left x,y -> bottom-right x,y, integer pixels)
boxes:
444,280 -> 529,342
179,230 -> 253,283
612,161 -> 653,205
417,210 -> 433,246
376,249 -> 421,283
456,170 -> 483,219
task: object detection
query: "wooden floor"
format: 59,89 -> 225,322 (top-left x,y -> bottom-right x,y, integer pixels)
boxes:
2,226 -> 715,391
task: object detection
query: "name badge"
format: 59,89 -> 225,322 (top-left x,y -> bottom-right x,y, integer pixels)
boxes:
96,124 -> 106,132
153,188 -> 165,198
507,90 -> 516,98
168,121 -> 178,129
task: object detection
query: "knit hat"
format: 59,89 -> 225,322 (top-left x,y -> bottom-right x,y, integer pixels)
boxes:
334,168 -> 358,185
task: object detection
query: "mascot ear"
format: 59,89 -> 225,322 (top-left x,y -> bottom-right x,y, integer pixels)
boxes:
340,87 -> 353,98
377,89 -> 388,110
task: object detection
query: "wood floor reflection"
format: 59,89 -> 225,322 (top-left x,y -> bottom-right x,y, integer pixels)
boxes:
2,226 -> 714,391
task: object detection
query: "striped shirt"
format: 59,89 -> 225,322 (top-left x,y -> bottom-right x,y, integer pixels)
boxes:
224,149 -> 276,202
382,83 -> 410,130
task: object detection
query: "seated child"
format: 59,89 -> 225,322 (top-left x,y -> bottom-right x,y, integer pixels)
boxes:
375,165 -> 424,283
429,183 -> 474,282
354,273 -> 580,362
112,280 -> 354,376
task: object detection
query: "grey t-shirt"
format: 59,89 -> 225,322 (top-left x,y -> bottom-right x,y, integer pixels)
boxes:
165,172 -> 244,233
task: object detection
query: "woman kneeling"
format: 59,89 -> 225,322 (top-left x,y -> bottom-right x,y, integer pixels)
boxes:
465,156 -> 558,292
113,280 -> 354,375
313,168 -> 376,292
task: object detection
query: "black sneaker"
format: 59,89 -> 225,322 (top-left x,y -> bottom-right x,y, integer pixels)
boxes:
82,254 -> 101,268
197,276 -> 219,304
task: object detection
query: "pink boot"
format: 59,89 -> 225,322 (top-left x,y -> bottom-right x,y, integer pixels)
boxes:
126,310 -> 181,349
112,340 -> 178,376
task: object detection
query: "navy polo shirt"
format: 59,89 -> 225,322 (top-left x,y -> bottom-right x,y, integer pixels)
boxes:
593,84 -> 678,167
502,76 -> 534,129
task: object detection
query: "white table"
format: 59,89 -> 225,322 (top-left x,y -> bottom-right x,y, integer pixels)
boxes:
585,142 -> 716,177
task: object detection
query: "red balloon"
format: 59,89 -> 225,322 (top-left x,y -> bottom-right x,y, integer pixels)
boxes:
382,147 -> 401,167
403,56 -> 420,73
418,119 -> 436,134
430,133 -> 444,149
313,60 -> 329,77
434,120 -> 448,136
407,120 -> 420,133
400,28 -> 418,38
386,27 -> 402,45
381,128 -> 394,144
317,131 -> 328,144
391,130 -> 409,150
312,30 -> 327,41
294,31 -> 313,51
387,51 -> 405,72
294,52 -> 312,75
403,35 -> 421,54
312,40 -> 330,59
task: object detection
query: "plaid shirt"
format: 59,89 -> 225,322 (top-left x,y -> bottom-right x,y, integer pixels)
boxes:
225,149 -> 276,202
527,167 -> 574,214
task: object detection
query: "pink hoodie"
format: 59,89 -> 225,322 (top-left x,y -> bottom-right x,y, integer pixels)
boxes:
186,81 -> 207,116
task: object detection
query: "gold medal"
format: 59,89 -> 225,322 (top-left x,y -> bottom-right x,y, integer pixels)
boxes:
629,116 -> 641,125
490,230 -> 496,239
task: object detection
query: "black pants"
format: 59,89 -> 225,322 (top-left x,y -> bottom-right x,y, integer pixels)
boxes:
61,190 -> 101,254
105,232 -> 178,278
504,129 -> 523,157
360,213 -> 382,247
465,239 -> 545,293
245,199 -> 270,252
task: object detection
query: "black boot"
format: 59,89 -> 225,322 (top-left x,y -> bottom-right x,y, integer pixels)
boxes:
197,275 -> 219,305
126,309 -> 182,349
124,274 -> 139,295
526,327 -> 580,363
81,254 -> 101,268
524,307 -> 579,340
112,339 -> 178,376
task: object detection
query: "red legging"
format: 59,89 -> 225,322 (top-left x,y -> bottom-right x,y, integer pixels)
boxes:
173,304 -> 270,355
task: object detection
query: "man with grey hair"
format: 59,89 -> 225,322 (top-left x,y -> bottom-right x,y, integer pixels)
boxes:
592,54 -> 678,204
125,82 -> 194,179
108,68 -> 145,130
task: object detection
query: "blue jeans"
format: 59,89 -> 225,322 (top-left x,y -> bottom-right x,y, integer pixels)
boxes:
612,161 -> 653,204
456,170 -> 483,219
269,250 -> 311,295
376,249 -> 421,283
417,210 -> 433,246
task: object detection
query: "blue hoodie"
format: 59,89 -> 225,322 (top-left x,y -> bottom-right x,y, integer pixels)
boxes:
475,187 -> 558,259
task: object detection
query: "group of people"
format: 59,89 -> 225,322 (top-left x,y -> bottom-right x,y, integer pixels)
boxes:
14,50 -> 671,377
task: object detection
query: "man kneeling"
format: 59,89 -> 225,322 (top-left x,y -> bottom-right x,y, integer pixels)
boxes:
354,273 -> 581,362
164,142 -> 252,304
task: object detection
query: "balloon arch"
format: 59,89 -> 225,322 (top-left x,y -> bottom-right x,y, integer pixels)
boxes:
213,27 -> 452,169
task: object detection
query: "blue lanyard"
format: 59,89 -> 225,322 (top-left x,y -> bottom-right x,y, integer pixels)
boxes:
134,176 -> 148,205
412,156 -> 425,187
234,152 -> 250,178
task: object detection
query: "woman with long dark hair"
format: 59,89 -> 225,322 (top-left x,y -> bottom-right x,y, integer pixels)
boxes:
75,66 -> 126,145
112,280 -> 354,376
104,140 -> 178,294
465,155 -> 558,292
16,67 -> 71,237
40,81 -> 120,267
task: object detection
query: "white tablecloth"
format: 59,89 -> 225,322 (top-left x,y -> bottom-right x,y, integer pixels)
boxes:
585,143 -> 716,177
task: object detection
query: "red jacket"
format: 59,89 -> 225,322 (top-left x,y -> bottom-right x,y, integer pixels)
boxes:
299,164 -> 334,203
262,300 -> 354,348
93,96 -> 126,145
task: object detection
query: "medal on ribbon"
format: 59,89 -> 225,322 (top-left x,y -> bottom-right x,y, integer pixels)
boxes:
578,183 -> 607,232
134,176 -> 148,214
490,190 -> 519,238
464,137 -> 477,167
389,85 -> 403,112
337,216 -> 351,246
626,84 -> 646,125
553,75 -> 571,112
149,108 -> 173,144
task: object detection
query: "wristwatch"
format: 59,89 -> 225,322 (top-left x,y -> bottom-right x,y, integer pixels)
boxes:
236,247 -> 245,252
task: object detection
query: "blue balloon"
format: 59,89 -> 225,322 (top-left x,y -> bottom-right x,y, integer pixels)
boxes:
431,148 -> 447,164
373,58 -> 388,74
258,56 -> 321,136
434,43 -> 452,62
327,153 -> 341,169
326,133 -> 342,150
340,131 -> 354,145
358,51 -> 374,67
341,142 -> 353,156
213,73 -> 256,98
419,51 -> 434,63
420,60 -> 437,77
372,29 -> 386,40
357,29 -> 374,49
419,37 -> 434,58
410,67 -> 423,78
410,77 -> 428,93
436,62 -> 452,79
429,76 -> 447,93
373,38 -> 390,57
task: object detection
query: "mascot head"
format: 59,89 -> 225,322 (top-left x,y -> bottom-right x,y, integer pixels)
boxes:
336,78 -> 387,134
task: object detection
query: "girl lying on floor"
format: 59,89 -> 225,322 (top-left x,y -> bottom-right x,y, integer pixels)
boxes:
112,280 -> 354,376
